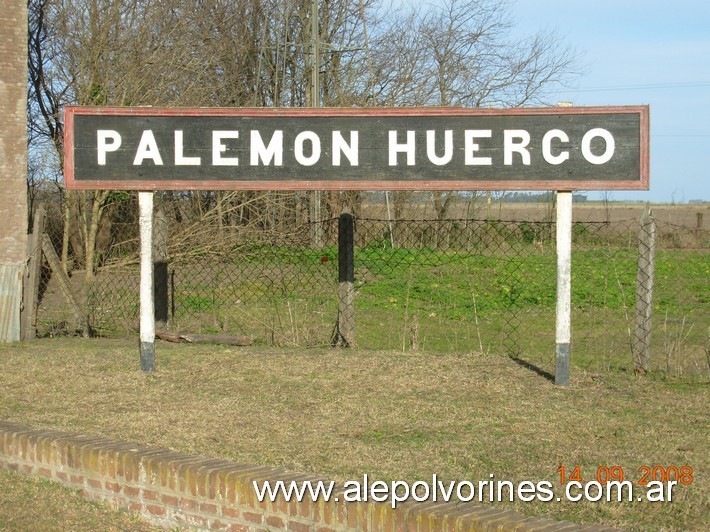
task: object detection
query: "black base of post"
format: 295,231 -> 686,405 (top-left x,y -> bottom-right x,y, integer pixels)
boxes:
555,342 -> 570,386
154,262 -> 169,326
140,341 -> 155,372
333,210 -> 355,348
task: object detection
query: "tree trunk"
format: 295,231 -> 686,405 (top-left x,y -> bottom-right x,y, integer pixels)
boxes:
83,190 -> 109,286
61,191 -> 73,273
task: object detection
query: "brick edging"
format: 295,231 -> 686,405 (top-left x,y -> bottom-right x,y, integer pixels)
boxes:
0,420 -> 612,531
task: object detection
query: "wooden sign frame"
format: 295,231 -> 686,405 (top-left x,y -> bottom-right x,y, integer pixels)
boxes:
64,105 -> 649,191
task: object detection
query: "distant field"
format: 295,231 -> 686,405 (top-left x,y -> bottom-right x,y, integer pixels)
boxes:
0,340 -> 707,530
361,200 -> 709,229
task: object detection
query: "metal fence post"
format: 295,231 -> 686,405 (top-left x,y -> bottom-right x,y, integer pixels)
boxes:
633,203 -> 656,374
334,209 -> 355,347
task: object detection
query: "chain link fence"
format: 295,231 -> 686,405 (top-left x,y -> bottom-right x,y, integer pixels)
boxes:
35,209 -> 708,376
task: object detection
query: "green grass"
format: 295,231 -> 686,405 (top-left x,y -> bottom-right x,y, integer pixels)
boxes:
85,243 -> 708,376
0,339 -> 707,530
348,246 -> 706,374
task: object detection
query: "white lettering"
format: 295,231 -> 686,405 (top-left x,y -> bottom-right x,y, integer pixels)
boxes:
566,481 -> 583,502
411,481 -> 430,502
504,130 -> 531,165
646,481 -> 666,502
332,131 -> 359,166
174,130 -> 201,165
294,131 -> 321,166
542,129 -> 570,165
99,125 -> 622,173
666,481 -> 676,502
133,130 -> 163,166
391,481 -> 410,508
426,130 -> 453,166
581,128 -> 615,165
97,130 -> 121,165
212,131 -> 240,166
250,130 -> 283,166
388,130 -> 415,166
464,130 -> 492,165
584,481 -> 604,502
516,481 -> 536,502
342,481 -> 361,502
456,481 -> 475,502
370,481 -> 389,502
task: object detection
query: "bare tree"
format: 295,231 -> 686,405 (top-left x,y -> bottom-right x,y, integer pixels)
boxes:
367,0 -> 578,220
27,0 -> 580,270
28,0 -> 210,279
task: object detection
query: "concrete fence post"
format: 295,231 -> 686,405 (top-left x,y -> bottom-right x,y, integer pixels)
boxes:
633,203 -> 656,374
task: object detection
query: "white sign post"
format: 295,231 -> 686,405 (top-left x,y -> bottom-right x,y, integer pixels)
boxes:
555,191 -> 573,385
138,191 -> 155,372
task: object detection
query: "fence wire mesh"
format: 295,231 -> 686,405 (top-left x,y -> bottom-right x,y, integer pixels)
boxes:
35,208 -> 709,377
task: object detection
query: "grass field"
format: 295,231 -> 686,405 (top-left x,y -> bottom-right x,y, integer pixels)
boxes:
72,220 -> 708,382
0,339 -> 707,530
0,467 -> 159,531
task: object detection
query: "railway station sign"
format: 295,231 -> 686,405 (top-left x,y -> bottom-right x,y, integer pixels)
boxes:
64,105 -> 649,191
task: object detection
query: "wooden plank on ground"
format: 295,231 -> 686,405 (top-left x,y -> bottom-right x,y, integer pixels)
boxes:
156,331 -> 252,346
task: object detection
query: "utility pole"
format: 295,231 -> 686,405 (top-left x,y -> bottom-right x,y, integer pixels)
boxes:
311,0 -> 320,104
309,0 -> 323,248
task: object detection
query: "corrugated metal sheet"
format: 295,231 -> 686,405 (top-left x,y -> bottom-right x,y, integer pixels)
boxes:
0,262 -> 24,342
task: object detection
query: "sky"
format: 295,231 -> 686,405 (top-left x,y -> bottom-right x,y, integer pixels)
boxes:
398,0 -> 710,203
509,0 -> 710,203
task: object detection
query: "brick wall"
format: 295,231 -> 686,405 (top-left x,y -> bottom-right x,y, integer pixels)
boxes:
0,420 -> 614,531
0,0 -> 29,343
0,0 -> 29,262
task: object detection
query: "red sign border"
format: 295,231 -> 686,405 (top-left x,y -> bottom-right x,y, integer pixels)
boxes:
64,105 -> 649,191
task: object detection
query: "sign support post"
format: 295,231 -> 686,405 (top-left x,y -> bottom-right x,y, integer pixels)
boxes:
334,209 -> 355,347
555,191 -> 573,385
139,191 -> 155,372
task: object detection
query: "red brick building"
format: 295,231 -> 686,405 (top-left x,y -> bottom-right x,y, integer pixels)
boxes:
0,0 -> 28,341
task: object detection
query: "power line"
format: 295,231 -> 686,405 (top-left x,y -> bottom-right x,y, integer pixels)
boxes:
654,134 -> 710,138
559,81 -> 710,93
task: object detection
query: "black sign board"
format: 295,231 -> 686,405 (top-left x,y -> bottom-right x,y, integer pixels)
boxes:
64,106 -> 649,191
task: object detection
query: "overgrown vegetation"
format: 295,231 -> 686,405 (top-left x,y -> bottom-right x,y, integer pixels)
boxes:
67,220 -> 704,377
